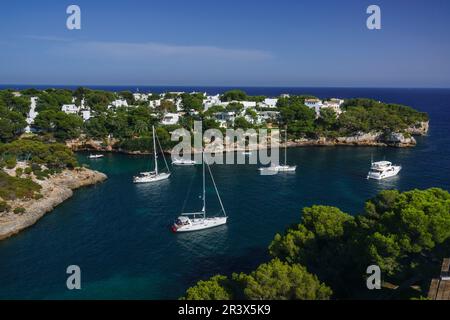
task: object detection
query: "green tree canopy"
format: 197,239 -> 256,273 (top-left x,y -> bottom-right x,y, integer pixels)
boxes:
182,275 -> 233,300
221,90 -> 248,102
233,259 -> 332,300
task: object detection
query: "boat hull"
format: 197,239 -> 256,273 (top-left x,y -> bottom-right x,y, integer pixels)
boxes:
259,165 -> 297,173
173,217 -> 228,233
277,165 -> 297,172
133,172 -> 171,183
172,160 -> 196,166
367,166 -> 401,180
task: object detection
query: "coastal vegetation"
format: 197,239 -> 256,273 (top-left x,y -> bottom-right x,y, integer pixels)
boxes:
0,139 -> 78,169
277,96 -> 429,139
0,90 -> 30,142
182,188 -> 450,300
0,139 -> 79,214
0,171 -> 42,202
0,88 -> 429,153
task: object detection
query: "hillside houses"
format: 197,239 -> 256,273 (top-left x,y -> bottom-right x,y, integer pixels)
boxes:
108,99 -> 128,109
55,90 -> 345,130
305,98 -> 344,117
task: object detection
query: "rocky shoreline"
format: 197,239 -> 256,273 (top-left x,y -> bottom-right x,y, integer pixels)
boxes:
0,168 -> 107,241
66,121 -> 429,154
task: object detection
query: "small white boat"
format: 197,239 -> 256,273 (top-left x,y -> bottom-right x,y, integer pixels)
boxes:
258,164 -> 297,173
258,126 -> 296,173
275,165 -> 297,172
172,158 -> 196,166
172,153 -> 228,233
367,160 -> 402,180
88,154 -> 104,159
242,151 -> 252,156
134,126 -> 171,184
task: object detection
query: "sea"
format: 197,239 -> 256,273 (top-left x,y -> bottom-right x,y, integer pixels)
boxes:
0,87 -> 449,299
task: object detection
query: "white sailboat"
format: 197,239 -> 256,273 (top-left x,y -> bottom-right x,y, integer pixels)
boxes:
133,126 -> 171,183
259,126 -> 297,173
172,153 -> 228,233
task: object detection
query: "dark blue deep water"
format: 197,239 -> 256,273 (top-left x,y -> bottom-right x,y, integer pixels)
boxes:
0,87 -> 449,299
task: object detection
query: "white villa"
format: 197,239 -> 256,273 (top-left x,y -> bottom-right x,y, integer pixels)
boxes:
110,99 -> 128,108
161,113 -> 180,125
240,101 -> 257,109
305,98 -> 344,117
61,104 -> 80,114
81,110 -> 92,121
133,93 -> 149,102
258,98 -> 278,109
203,94 -> 222,111
149,99 -> 162,109
323,98 -> 344,115
61,99 -> 93,122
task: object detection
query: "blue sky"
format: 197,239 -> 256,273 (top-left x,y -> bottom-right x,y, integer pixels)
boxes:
0,0 -> 449,87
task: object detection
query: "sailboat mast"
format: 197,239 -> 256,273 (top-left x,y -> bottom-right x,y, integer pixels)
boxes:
285,126 -> 287,166
153,126 -> 158,174
202,151 -> 206,213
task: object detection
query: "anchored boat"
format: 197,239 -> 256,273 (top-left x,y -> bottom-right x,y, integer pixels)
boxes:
88,154 -> 104,159
259,126 -> 296,173
367,160 -> 401,180
133,126 -> 171,183
172,153 -> 228,233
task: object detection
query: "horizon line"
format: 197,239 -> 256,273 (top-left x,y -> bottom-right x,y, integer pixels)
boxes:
1,84 -> 450,90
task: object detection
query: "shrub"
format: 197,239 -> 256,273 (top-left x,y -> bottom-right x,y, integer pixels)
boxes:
0,139 -> 78,169
0,201 -> 11,213
13,207 -> 26,215
5,157 -> 17,169
33,193 -> 43,200
0,172 -> 42,200
24,167 -> 33,175
15,167 -> 23,177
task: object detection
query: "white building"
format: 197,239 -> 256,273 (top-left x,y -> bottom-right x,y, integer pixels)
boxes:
258,98 -> 278,109
111,99 -> 128,108
25,97 -> 39,133
61,104 -> 80,114
323,98 -> 344,115
161,113 -> 180,125
133,93 -> 149,102
240,101 -> 257,109
304,98 -> 324,117
81,110 -> 92,121
203,94 -> 222,111
264,98 -> 278,108
149,99 -> 162,109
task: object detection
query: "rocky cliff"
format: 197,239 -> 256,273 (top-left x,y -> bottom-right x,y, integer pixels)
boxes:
0,168 -> 107,241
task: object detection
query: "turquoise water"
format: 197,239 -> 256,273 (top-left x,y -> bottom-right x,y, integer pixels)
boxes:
0,88 -> 449,299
